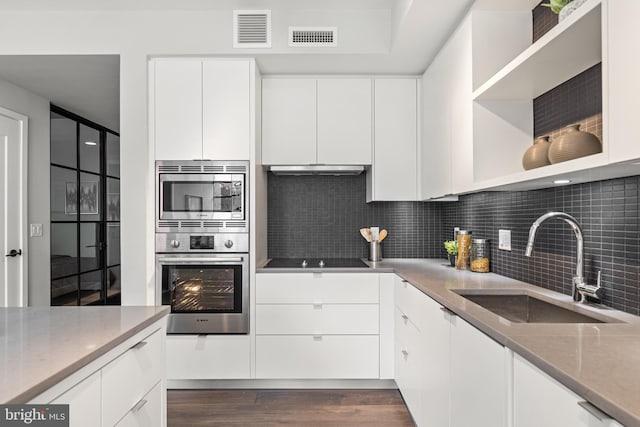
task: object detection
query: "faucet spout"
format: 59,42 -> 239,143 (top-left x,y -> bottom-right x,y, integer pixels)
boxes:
525,212 -> 584,302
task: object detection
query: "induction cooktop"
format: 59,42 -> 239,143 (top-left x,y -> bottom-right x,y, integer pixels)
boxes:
264,258 -> 369,269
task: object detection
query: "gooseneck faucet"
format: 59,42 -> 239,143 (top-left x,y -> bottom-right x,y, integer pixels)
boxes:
525,212 -> 603,303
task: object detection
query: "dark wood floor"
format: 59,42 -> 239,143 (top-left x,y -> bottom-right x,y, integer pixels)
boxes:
168,389 -> 415,426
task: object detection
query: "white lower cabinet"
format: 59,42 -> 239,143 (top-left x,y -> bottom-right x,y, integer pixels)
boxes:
166,334 -> 250,380
51,370 -> 101,427
255,273 -> 382,379
450,315 -> 507,427
514,354 -> 623,427
115,381 -> 162,427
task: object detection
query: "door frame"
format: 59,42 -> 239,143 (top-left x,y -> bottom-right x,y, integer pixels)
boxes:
0,105 -> 28,306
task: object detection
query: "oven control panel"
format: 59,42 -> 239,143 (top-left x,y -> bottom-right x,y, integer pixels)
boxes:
156,233 -> 248,253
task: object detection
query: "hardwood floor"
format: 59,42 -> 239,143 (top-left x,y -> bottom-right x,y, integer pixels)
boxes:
167,389 -> 415,426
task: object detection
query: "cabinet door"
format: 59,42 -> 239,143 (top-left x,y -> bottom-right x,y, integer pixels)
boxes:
372,79 -> 417,201
154,60 -> 203,160
202,60 -> 251,160
450,316 -> 507,427
115,381 -> 162,427
51,371 -> 101,427
317,79 -> 372,165
166,334 -> 250,380
394,307 -> 423,425
262,79 -> 316,165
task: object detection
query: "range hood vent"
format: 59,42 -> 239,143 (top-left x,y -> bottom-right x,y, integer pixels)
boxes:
288,27 -> 338,47
269,165 -> 364,176
233,10 -> 271,48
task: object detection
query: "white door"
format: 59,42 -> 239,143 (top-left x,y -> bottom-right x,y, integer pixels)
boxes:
0,107 -> 28,307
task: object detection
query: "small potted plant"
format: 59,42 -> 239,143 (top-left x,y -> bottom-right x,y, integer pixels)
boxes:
444,240 -> 458,267
542,0 -> 585,21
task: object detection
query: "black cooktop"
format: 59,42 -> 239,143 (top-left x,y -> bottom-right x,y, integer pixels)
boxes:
265,258 -> 369,269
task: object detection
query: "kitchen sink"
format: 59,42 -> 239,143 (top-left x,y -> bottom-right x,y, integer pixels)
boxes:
453,291 -> 622,324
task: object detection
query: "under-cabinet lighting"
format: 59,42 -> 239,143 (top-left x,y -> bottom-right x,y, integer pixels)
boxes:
84,141 -> 97,146
553,179 -> 571,184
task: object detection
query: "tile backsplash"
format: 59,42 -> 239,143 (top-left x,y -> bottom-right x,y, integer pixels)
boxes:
267,173 -> 640,315
441,176 -> 640,316
267,173 -> 442,259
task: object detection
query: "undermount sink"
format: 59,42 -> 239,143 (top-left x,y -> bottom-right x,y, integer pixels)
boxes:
453,291 -> 621,324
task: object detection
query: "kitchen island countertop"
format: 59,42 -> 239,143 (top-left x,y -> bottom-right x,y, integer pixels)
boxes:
0,306 -> 169,404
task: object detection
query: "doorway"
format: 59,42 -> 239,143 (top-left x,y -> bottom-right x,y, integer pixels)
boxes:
50,105 -> 120,305
0,106 -> 28,307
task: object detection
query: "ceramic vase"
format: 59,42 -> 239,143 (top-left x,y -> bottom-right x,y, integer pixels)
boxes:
559,0 -> 588,22
522,136 -> 552,170
548,124 -> 601,164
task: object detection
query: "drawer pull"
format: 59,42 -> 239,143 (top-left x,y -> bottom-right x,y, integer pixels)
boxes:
577,401 -> 612,421
401,279 -> 408,283
313,336 -> 323,341
131,341 -> 148,350
440,306 -> 456,316
131,398 -> 148,414
401,350 -> 409,357
401,314 -> 409,321
312,303 -> 323,309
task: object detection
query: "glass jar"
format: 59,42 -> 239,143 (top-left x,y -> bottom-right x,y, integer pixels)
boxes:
470,239 -> 490,273
456,230 -> 472,270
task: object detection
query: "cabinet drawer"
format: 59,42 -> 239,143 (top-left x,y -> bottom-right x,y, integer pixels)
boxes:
394,307 -> 423,424
256,335 -> 379,379
166,334 -> 250,380
394,275 -> 429,329
102,329 -> 163,427
115,381 -> 162,427
256,304 -> 379,335
51,370 -> 101,427
256,273 -> 379,304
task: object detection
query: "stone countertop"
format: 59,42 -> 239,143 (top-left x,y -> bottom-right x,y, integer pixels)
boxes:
0,306 -> 169,404
257,257 -> 640,426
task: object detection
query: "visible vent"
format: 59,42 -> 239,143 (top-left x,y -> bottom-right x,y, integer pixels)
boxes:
180,221 -> 202,228
234,10 -> 271,48
203,221 -> 224,228
158,221 -> 179,228
289,27 -> 337,47
157,165 -> 179,172
203,165 -> 225,173
226,221 -> 247,228
181,165 -> 202,172
226,165 -> 247,173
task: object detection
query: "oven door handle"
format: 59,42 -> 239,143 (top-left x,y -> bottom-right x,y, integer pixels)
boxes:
158,257 -> 244,264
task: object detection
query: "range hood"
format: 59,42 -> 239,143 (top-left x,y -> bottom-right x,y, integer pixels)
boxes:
269,165 -> 365,176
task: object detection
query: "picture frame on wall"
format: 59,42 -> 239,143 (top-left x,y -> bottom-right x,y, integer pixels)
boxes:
107,193 -> 120,221
65,181 -> 99,215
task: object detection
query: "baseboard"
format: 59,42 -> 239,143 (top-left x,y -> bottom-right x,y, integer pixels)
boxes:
167,379 -> 398,390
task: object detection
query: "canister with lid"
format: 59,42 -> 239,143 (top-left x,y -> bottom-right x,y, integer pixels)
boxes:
470,238 -> 490,273
456,230 -> 472,270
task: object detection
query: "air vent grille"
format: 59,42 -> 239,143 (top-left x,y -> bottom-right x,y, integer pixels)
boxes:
203,166 -> 225,173
203,221 -> 224,228
181,165 -> 202,172
289,27 -> 338,47
158,221 -> 179,228
226,221 -> 247,228
181,221 -> 202,228
226,165 -> 247,173
234,10 -> 271,48
157,165 -> 179,172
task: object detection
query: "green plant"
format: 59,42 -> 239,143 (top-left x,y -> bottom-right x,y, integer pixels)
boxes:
444,240 -> 458,255
542,0 -> 573,14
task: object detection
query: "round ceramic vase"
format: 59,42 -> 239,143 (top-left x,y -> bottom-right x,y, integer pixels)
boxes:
522,136 -> 552,170
548,124 -> 601,164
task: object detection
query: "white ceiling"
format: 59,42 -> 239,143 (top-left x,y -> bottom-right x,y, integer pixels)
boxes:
0,0 -> 538,130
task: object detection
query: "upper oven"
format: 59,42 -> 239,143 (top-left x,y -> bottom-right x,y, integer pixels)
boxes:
156,160 -> 248,233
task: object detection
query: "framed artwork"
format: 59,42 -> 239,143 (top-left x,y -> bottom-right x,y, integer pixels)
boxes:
65,181 -> 99,215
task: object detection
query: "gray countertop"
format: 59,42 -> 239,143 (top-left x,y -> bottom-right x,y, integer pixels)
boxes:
0,306 -> 169,404
257,258 -> 640,426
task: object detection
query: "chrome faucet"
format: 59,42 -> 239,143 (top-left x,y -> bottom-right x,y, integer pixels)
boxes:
525,212 -> 603,303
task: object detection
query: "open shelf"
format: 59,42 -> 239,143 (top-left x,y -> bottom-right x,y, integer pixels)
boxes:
473,0 -> 602,101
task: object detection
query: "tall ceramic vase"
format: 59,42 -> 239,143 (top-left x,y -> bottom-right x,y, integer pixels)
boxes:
548,124 -> 601,164
522,136 -> 551,170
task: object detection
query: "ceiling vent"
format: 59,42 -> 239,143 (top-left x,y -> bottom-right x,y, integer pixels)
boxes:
233,10 -> 271,48
288,27 -> 338,47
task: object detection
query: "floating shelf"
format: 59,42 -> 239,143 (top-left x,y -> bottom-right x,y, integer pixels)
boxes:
473,0 -> 602,101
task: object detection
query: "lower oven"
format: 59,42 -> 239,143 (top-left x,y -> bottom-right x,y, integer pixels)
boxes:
155,236 -> 249,334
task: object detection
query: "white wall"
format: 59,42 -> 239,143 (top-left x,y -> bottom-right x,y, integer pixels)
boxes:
0,78 -> 50,306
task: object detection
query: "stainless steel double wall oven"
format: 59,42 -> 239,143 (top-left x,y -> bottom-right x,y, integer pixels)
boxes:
155,160 -> 249,334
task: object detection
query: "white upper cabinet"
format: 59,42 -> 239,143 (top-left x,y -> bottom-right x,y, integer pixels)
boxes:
368,79 -> 417,201
262,77 -> 373,165
317,79 -> 372,164
152,58 -> 253,161
154,59 -> 203,160
202,60 -> 251,160
262,78 -> 317,165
